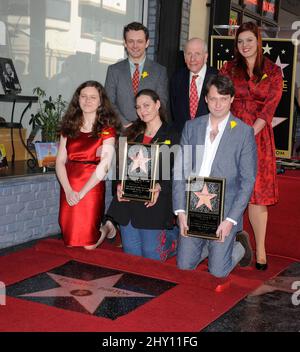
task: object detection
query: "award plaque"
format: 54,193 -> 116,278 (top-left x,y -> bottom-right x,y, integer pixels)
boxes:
121,142 -> 159,202
186,176 -> 225,240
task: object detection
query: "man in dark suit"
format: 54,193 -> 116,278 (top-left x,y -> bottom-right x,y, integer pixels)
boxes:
170,38 -> 218,134
105,22 -> 168,128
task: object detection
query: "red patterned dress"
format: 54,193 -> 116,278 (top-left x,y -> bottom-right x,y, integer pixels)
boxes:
220,57 -> 283,205
59,127 -> 116,246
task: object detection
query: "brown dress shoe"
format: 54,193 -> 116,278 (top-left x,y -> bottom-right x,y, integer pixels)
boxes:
236,231 -> 253,267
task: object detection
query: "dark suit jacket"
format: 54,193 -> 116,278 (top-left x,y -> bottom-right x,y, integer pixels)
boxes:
106,122 -> 179,229
170,66 -> 218,134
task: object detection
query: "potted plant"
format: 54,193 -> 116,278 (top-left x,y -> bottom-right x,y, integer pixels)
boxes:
29,87 -> 67,142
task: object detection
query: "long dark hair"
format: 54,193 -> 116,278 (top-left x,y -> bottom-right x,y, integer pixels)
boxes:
233,22 -> 264,82
60,80 -> 121,138
125,89 -> 167,141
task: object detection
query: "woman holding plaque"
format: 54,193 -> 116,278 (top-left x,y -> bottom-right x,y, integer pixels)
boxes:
105,89 -> 179,261
220,22 -> 283,270
56,80 -> 120,249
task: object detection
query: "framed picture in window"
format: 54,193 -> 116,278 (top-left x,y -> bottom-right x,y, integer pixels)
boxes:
0,57 -> 22,94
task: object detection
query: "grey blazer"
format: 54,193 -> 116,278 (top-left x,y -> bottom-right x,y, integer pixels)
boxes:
105,58 -> 168,125
172,114 -> 257,231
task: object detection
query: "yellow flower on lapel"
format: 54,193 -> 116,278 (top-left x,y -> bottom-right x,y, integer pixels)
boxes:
261,73 -> 268,81
141,71 -> 149,79
99,131 -> 110,138
230,121 -> 237,129
163,139 -> 171,145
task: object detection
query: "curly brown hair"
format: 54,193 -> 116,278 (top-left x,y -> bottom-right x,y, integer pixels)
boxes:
60,80 -> 121,138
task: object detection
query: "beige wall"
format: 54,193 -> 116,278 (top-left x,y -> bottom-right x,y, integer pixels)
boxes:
189,0 -> 210,43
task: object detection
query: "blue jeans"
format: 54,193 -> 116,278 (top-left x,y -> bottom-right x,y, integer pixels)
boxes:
120,222 -> 179,261
176,230 -> 244,277
104,180 -> 113,213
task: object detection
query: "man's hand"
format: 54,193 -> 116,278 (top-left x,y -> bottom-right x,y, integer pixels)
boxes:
177,212 -> 189,237
216,220 -> 233,242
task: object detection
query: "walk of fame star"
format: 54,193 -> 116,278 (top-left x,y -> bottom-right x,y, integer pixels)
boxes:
130,149 -> 151,173
7,261 -> 177,320
21,273 -> 154,314
194,183 -> 217,211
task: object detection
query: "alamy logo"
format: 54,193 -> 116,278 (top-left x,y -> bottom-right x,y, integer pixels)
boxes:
291,281 -> 300,306
0,281 -> 6,305
291,21 -> 300,46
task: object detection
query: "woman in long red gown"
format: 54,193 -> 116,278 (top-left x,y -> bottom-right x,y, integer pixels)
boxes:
220,22 -> 283,270
56,81 -> 120,249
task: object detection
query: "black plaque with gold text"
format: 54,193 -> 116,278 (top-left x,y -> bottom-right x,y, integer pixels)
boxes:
121,142 -> 159,202
186,176 -> 225,240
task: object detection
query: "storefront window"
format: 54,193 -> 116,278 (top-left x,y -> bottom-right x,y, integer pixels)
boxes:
244,0 -> 259,13
262,0 -> 276,20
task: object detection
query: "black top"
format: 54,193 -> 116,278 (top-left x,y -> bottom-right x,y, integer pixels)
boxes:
106,122 -> 179,230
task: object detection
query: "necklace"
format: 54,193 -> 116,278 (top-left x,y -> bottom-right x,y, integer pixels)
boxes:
81,121 -> 94,132
145,121 -> 162,137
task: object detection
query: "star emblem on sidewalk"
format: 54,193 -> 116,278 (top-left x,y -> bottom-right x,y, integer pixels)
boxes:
21,272 -> 153,314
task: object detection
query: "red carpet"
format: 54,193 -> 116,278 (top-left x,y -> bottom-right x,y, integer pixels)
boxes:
244,170 -> 300,261
0,238 -> 293,332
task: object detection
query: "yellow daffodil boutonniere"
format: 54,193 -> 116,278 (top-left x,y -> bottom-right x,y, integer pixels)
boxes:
230,121 -> 237,129
141,71 -> 149,79
261,73 -> 268,81
99,131 -> 110,138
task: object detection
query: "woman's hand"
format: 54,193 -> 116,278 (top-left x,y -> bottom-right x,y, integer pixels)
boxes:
145,183 -> 161,208
116,183 -> 130,202
66,189 -> 80,206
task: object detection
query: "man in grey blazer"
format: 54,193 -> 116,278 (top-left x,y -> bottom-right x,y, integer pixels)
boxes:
173,75 -> 257,278
101,22 -> 168,238
105,22 -> 168,128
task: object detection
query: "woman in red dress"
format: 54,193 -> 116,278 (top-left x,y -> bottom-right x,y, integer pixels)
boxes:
56,81 -> 120,249
220,22 -> 283,270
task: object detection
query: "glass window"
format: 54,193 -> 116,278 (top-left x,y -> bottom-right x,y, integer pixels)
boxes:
229,10 -> 239,26
46,0 -> 71,22
262,0 -> 277,20
0,0 -> 145,133
243,0 -> 259,13
242,15 -> 259,24
229,10 -> 239,36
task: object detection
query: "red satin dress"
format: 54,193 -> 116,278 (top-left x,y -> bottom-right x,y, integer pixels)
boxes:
59,127 -> 116,246
220,58 -> 283,205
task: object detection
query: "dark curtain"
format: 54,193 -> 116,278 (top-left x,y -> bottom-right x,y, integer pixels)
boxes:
156,0 -> 183,79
